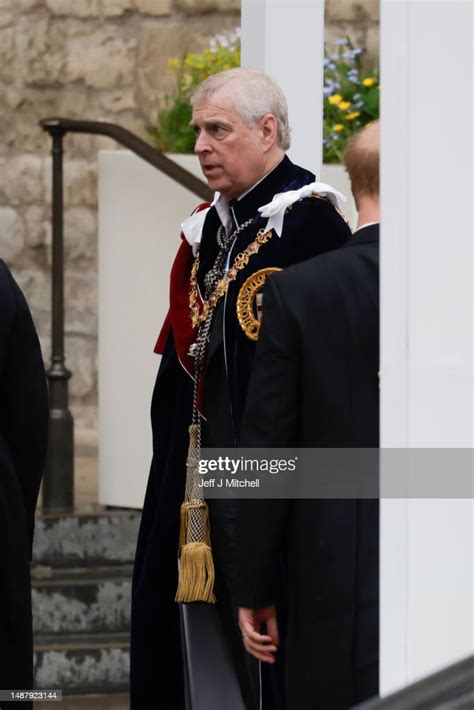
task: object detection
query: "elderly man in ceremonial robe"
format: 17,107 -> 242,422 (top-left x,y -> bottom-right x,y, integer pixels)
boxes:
130,68 -> 351,710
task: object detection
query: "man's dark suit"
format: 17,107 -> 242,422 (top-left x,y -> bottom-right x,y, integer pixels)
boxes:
237,225 -> 380,710
0,260 -> 48,703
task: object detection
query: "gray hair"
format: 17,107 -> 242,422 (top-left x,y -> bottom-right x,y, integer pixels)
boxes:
191,67 -> 291,151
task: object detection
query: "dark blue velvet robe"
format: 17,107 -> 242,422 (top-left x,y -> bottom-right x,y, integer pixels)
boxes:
130,156 -> 351,709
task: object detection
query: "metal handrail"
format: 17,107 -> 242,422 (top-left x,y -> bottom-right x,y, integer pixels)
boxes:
40,118 -> 212,200
40,117 -> 211,510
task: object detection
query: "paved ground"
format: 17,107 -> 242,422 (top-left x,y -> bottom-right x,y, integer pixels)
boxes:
34,695 -> 128,709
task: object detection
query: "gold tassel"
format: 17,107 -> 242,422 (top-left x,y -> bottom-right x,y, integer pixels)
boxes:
178,501 -> 189,554
176,542 -> 216,603
176,424 -> 216,603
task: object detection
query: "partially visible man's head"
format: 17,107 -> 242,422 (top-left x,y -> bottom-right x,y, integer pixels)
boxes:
190,68 -> 290,200
343,120 -> 380,212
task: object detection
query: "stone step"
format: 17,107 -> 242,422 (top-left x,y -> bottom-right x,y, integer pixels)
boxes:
34,632 -> 129,695
33,508 -> 140,567
32,565 -> 132,636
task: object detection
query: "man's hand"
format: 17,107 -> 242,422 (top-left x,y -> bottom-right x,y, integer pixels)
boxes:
238,606 -> 279,664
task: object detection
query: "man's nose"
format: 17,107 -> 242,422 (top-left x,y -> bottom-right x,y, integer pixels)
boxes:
194,131 -> 210,154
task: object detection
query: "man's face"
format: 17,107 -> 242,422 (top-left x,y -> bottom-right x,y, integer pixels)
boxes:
191,95 -> 270,200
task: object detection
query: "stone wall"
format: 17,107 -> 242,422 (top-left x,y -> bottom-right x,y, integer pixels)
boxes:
0,0 -> 378,433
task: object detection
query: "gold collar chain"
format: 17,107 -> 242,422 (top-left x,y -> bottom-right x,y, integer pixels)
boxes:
189,227 -> 274,329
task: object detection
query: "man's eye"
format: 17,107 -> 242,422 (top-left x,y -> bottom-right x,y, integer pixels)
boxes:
192,126 -> 201,136
210,125 -> 225,136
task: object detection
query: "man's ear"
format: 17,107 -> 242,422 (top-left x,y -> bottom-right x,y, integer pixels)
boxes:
259,114 -> 279,152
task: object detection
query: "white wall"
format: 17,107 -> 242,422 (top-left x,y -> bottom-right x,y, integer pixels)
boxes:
381,0 -> 473,694
97,152 -> 203,508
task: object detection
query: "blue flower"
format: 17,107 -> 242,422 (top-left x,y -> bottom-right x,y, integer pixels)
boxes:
335,38 -> 348,45
323,80 -> 341,97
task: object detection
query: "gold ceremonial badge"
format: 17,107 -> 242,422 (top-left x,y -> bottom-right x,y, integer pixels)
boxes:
236,267 -> 282,341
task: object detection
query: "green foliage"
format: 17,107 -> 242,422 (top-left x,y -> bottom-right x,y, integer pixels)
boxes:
323,37 -> 380,164
148,100 -> 194,153
148,31 -> 380,164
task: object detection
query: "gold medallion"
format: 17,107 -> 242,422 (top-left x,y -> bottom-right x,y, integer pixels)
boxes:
236,267 -> 282,341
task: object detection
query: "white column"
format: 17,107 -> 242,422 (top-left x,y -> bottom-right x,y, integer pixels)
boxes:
381,0 -> 473,696
241,0 -> 325,177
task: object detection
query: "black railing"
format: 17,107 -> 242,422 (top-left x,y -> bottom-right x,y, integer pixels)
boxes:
354,654 -> 474,709
40,117 -> 212,511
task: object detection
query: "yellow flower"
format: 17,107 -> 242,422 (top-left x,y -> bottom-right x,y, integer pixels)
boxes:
338,100 -> 351,111
363,77 -> 376,87
329,94 -> 343,105
346,111 -> 361,121
333,124 -> 344,132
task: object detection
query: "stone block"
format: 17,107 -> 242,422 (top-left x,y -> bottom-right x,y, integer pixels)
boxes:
0,88 -> 55,154
16,16 -> 65,86
14,269 -> 50,330
65,161 -> 98,207
43,159 -> 97,207
137,16 -> 239,117
14,276 -> 48,354
0,28 -> 14,81
64,207 -> 97,264
0,158 -> 5,201
134,0 -> 171,15
45,0 -> 100,16
25,205 -> 47,248
365,26 -> 380,58
19,0 -> 44,11
98,89 -> 136,114
32,578 -> 131,634
65,334 -> 96,398
66,26 -> 137,89
176,0 -> 218,13
4,87 -> 23,110
0,208 -> 25,262
217,0 -> 240,11
0,0 -> 13,28
71,401 -> 98,431
326,0 -> 379,23
0,155 -> 44,205
65,271 -> 98,338
102,0 -> 134,16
